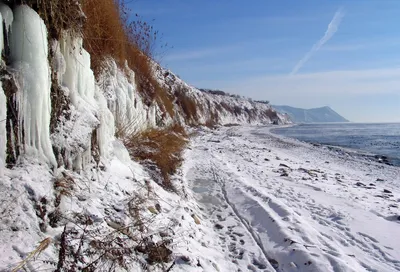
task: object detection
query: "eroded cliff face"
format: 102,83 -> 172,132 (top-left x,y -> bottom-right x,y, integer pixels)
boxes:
0,4 -> 287,173
0,4 -> 288,271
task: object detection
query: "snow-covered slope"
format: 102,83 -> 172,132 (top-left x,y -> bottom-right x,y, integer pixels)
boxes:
154,66 -> 289,126
0,4 -> 289,271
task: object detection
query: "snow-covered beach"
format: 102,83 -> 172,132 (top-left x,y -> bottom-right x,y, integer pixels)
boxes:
182,125 -> 400,272
1,124 -> 399,271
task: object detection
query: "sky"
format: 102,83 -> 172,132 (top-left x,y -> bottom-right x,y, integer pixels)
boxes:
130,0 -> 400,122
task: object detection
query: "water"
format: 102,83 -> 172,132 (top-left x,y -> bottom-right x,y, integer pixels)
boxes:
271,123 -> 400,166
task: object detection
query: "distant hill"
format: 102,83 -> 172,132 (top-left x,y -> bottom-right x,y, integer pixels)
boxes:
272,105 -> 349,123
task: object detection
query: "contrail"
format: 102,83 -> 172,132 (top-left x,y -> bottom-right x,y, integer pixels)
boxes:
290,8 -> 345,75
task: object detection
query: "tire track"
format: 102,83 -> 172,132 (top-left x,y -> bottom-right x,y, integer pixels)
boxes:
210,161 -> 279,272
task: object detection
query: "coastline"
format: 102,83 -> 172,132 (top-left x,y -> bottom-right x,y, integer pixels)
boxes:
183,125 -> 400,271
269,123 -> 400,167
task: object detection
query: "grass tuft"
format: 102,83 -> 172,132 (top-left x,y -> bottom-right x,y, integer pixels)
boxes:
123,124 -> 188,190
12,238 -> 52,272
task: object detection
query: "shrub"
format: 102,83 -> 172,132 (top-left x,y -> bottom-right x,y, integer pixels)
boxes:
82,0 -> 128,76
82,0 -> 174,117
174,86 -> 198,124
20,0 -> 84,40
123,124 -> 188,190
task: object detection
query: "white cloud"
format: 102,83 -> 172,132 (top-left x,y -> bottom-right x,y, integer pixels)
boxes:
290,8 -> 345,75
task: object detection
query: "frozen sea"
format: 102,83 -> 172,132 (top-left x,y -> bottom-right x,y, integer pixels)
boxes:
271,123 -> 400,166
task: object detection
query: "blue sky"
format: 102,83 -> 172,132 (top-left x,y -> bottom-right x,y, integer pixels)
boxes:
131,0 -> 400,122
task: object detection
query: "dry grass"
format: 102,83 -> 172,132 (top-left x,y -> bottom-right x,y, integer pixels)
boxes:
123,124 -> 188,190
175,86 -> 198,124
82,0 -> 128,76
81,0 -> 174,117
23,0 -> 174,119
12,238 -> 52,272
23,0 -> 84,40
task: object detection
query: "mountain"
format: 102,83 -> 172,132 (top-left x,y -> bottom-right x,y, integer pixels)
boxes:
272,105 -> 349,123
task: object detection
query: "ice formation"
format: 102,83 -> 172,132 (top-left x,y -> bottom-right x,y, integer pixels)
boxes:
0,83 -> 5,176
0,3 -> 13,175
0,13 -> 4,175
0,2 -> 13,32
9,5 -> 56,166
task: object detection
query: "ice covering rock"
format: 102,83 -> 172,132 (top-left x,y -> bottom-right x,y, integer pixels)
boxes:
9,5 -> 56,166
0,2 -> 13,32
0,83 -> 5,176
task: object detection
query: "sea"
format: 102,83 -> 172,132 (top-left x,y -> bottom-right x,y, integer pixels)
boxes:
271,123 -> 400,167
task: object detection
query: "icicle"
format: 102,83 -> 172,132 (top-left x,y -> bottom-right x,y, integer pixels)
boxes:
9,5 -> 56,167
0,3 -> 13,33
0,12 -> 3,54
0,83 -> 6,176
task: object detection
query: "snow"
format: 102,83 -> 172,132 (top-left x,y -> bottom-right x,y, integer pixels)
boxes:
183,126 -> 400,272
154,64 -> 290,125
2,4 -> 394,272
9,5 -> 56,167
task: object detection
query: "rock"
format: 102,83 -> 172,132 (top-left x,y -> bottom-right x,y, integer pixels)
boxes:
280,173 -> 289,177
369,183 -> 376,186
268,259 -> 279,269
383,189 -> 392,194
376,178 -> 384,182
155,203 -> 161,212
77,195 -> 88,201
264,158 -> 270,161
355,182 -> 366,187
276,156 -> 281,160
112,204 -> 123,212
177,255 -> 191,263
279,163 -> 290,168
214,223 -> 224,230
375,194 -> 391,199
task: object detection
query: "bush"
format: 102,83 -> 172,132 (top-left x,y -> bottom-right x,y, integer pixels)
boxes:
174,86 -> 198,124
123,124 -> 188,190
82,0 -> 174,117
20,0 -> 84,40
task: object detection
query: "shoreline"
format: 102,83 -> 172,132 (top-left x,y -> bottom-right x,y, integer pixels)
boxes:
268,124 -> 400,167
184,125 -> 400,271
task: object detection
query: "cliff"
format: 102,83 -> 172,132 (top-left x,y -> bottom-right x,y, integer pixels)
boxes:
0,2 -> 288,271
